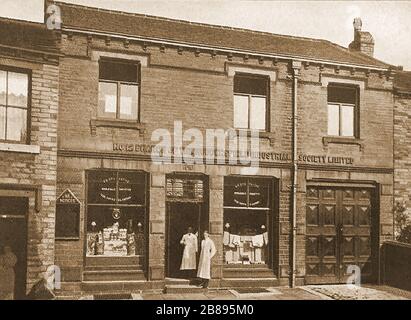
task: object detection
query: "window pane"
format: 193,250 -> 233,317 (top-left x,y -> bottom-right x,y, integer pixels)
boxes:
0,71 -> 6,105
99,60 -> 138,83
233,95 -> 249,129
328,85 -> 357,104
98,82 -> 117,118
0,106 -> 5,140
8,72 -> 28,107
250,96 -> 266,130
328,104 -> 339,136
341,105 -> 354,136
87,170 -> 117,204
6,107 -> 27,141
119,84 -> 138,120
86,206 -> 146,257
234,75 -> 268,96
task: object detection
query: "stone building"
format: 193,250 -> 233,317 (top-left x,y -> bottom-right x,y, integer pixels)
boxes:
0,17 -> 60,298
48,1 -> 395,297
0,0 -> 402,299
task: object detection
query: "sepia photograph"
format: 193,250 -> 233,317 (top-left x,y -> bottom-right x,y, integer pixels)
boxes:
0,0 -> 410,310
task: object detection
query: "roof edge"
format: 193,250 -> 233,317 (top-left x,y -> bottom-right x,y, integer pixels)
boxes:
53,1 -> 342,44
63,26 -> 391,71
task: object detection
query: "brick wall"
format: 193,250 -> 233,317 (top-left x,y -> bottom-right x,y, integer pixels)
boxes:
0,57 -> 59,292
56,31 -> 394,290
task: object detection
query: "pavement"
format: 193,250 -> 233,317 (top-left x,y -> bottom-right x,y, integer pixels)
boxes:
80,285 -> 410,300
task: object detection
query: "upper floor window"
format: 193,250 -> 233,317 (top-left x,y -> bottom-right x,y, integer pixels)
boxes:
327,84 -> 359,137
0,68 -> 29,143
98,59 -> 140,121
233,74 -> 269,131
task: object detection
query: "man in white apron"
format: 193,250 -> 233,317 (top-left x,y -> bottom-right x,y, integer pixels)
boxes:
179,227 -> 198,278
197,231 -> 216,288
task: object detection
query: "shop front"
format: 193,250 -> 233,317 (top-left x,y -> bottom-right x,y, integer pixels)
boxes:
83,169 -> 149,281
222,176 -> 278,281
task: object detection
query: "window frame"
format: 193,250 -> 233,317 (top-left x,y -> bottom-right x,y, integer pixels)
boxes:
327,83 -> 360,138
98,58 -> 141,122
84,169 -> 149,260
233,73 -> 270,132
0,65 -> 32,145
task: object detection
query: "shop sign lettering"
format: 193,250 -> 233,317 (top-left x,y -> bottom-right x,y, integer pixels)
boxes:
113,143 -> 354,165
298,154 -> 354,165
57,189 -> 80,204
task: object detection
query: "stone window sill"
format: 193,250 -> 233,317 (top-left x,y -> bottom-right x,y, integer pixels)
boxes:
0,142 -> 40,154
323,136 -> 364,151
90,118 -> 146,136
234,129 -> 276,146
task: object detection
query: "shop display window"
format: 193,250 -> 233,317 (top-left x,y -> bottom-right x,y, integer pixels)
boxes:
86,170 -> 147,257
223,177 -> 272,265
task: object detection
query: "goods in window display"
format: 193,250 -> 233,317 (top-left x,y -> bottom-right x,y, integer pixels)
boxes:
223,225 -> 268,264
86,233 -> 97,256
95,231 -> 104,255
135,223 -> 145,256
104,239 -> 127,256
126,233 -> 136,256
224,224 -> 236,264
119,228 -> 127,240
103,228 -> 111,241
87,222 -> 98,256
86,170 -> 148,257
126,219 -> 136,256
103,222 -> 127,256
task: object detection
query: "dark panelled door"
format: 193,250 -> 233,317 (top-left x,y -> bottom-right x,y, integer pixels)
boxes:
305,187 -> 374,284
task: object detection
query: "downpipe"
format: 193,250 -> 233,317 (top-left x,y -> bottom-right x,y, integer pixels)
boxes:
290,61 -> 301,288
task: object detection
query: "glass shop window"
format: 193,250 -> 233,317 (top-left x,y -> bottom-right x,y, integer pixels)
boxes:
86,170 -> 147,257
223,177 -> 272,265
0,68 -> 29,143
233,74 -> 269,131
98,59 -> 140,121
327,84 -> 359,137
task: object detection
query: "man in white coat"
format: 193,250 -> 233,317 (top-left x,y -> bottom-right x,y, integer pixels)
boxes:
197,230 -> 216,288
179,227 -> 198,278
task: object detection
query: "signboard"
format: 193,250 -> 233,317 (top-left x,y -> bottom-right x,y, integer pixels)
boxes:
56,189 -> 80,239
111,143 -> 355,166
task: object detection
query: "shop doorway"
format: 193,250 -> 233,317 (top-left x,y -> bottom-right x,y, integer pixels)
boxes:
0,197 -> 28,300
165,174 -> 208,279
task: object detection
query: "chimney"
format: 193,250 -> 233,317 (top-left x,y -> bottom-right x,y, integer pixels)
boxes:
348,18 -> 374,57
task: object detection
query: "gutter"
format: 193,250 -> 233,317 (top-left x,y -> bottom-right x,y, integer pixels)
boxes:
62,27 -> 390,72
290,61 -> 301,288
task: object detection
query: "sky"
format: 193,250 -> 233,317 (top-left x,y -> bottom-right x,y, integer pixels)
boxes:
1,0 -> 410,69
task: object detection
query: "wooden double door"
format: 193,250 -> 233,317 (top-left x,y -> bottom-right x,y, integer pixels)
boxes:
305,186 -> 377,284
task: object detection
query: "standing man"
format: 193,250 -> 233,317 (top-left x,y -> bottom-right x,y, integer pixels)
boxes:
197,231 -> 216,288
180,226 -> 198,278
